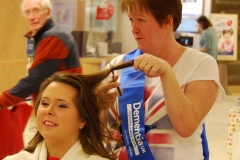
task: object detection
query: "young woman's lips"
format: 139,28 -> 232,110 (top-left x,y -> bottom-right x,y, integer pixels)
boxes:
43,120 -> 57,127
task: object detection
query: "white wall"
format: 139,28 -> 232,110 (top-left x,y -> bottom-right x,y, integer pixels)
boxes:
113,1 -> 137,54
203,0 -> 212,18
84,0 -> 137,54
119,13 -> 137,54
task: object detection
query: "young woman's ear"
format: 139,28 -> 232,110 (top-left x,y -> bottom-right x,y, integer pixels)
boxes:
79,120 -> 86,129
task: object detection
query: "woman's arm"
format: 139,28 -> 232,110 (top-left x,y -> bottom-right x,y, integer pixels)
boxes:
199,47 -> 206,52
200,33 -> 211,53
160,64 -> 218,137
134,53 -> 218,137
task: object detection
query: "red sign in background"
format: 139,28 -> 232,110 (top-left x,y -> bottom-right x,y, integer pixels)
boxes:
96,1 -> 114,20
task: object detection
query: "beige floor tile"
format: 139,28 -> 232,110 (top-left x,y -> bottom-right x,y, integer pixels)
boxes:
205,92 -> 240,160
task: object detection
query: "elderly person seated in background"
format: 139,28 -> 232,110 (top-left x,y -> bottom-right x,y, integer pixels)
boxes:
0,0 -> 82,109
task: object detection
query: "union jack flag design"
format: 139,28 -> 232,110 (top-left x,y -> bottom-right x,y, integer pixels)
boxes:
107,79 -> 179,160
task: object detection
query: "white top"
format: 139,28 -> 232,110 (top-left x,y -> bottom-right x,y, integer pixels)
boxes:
108,47 -> 225,160
3,141 -> 108,160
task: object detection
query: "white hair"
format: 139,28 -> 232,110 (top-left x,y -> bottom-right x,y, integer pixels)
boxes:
21,0 -> 52,13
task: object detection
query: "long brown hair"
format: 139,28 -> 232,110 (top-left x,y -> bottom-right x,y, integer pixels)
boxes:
24,60 -> 135,159
121,0 -> 182,31
24,69 -> 115,159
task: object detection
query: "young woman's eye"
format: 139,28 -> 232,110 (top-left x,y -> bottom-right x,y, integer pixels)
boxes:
58,104 -> 67,108
41,101 -> 49,106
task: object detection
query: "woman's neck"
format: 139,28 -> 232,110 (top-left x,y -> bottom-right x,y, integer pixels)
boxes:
150,39 -> 186,67
45,139 -> 79,158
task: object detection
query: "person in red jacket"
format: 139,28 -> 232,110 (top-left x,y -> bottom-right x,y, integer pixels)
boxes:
0,0 -> 82,108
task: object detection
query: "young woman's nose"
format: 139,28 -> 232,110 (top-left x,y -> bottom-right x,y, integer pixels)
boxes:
46,105 -> 54,115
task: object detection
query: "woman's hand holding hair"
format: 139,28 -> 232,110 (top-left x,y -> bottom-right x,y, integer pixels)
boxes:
97,76 -> 121,111
133,53 -> 170,78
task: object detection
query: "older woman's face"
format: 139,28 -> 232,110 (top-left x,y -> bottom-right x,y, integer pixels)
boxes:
128,4 -> 167,54
37,82 -> 85,144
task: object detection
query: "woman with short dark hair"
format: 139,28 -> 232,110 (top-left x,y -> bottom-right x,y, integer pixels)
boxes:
99,1 -> 225,160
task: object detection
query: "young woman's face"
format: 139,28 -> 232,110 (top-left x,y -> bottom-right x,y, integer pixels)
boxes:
128,4 -> 166,53
37,82 -> 84,144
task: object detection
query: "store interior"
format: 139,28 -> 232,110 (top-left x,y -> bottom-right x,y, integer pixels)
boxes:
1,0 -> 240,160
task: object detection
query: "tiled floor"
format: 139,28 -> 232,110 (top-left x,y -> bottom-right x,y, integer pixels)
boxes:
205,92 -> 240,160
23,92 -> 240,160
